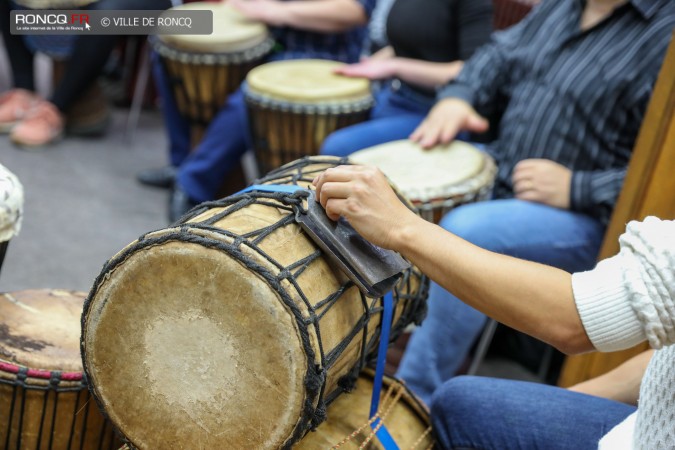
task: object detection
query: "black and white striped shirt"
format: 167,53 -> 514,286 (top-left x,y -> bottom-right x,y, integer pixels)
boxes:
439,0 -> 675,224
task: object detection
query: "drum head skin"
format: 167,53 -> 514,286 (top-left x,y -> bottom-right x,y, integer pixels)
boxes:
0,163 -> 23,243
0,290 -> 85,372
246,59 -> 371,104
83,237 -> 309,449
350,139 -> 494,203
159,3 -> 270,53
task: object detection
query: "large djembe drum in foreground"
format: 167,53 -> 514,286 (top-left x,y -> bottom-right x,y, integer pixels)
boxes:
244,59 -> 373,174
0,163 -> 23,276
0,290 -> 122,449
350,140 -> 497,224
152,2 -> 274,146
81,156 -> 427,449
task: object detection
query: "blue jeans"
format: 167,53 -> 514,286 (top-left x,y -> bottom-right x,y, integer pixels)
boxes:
395,199 -> 606,406
320,82 -> 434,157
431,376 -> 635,450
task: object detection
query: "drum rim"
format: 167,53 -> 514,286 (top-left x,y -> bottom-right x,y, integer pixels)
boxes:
150,34 -> 275,66
244,88 -> 374,115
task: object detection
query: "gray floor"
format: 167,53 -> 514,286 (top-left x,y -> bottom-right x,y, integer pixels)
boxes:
0,108 -> 170,292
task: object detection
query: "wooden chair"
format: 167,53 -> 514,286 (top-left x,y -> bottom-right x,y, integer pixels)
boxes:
558,31 -> 675,387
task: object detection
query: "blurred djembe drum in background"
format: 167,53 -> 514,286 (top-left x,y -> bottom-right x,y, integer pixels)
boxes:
12,0 -> 110,135
0,163 -> 23,277
350,140 -> 497,224
0,290 -> 122,450
295,371 -> 434,449
151,2 -> 274,147
81,156 -> 427,449
244,59 -> 373,174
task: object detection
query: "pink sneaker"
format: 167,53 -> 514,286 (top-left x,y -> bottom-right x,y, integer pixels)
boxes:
0,89 -> 39,133
10,100 -> 64,148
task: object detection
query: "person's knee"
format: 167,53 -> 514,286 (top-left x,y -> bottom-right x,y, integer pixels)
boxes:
320,130 -> 356,157
431,376 -> 479,420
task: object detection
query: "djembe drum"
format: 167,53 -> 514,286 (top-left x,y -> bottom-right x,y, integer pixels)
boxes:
295,371 -> 434,449
81,156 -> 427,449
0,163 -> 23,276
244,59 -> 373,174
350,140 -> 497,224
152,2 -> 274,146
0,290 -> 122,450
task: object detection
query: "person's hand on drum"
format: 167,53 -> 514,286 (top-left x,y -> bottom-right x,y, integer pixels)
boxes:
312,165 -> 420,250
410,98 -> 489,149
512,159 -> 572,209
333,58 -> 398,80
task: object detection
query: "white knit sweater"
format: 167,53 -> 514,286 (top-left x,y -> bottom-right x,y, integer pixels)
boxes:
572,217 -> 675,449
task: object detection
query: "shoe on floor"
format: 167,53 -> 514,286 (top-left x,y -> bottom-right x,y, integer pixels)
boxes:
10,100 -> 64,148
0,89 -> 39,134
169,185 -> 199,223
137,166 -> 177,189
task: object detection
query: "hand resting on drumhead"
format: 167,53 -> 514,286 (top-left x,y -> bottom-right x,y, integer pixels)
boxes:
229,0 -> 368,33
313,164 -> 592,356
334,47 -> 464,89
410,98 -> 489,149
512,159 -> 572,210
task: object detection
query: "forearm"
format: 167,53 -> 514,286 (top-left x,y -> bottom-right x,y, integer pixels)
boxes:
274,0 -> 367,32
391,58 -> 463,89
568,350 -> 654,405
393,216 -> 593,354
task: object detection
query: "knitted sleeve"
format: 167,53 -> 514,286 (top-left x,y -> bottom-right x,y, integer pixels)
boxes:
572,217 -> 675,352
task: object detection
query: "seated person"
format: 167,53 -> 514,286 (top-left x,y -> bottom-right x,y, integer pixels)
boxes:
312,164 -> 675,450
379,0 -> 673,405
319,0 -> 492,157
0,0 -> 172,147
138,0 -> 375,222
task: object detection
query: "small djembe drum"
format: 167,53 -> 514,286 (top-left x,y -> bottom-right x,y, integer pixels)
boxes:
152,2 -> 274,147
81,156 -> 427,449
0,290 -> 122,449
295,371 -> 434,449
244,59 -> 373,174
0,163 -> 23,276
350,140 -> 497,224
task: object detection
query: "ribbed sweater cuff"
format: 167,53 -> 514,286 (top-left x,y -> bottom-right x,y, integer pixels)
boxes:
572,258 -> 646,352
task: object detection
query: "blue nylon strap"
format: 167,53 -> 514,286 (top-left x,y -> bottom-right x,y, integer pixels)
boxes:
237,184 -> 306,195
369,292 -> 400,449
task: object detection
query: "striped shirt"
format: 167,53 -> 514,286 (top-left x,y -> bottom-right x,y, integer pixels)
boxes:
272,0 -> 376,63
438,0 -> 675,224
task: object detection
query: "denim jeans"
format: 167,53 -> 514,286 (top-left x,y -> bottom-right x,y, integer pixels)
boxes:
320,81 -> 434,157
395,199 -> 606,405
431,376 -> 636,450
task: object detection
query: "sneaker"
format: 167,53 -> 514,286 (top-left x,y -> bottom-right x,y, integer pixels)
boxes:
169,184 -> 199,223
0,89 -> 39,133
137,166 -> 177,189
10,100 -> 64,148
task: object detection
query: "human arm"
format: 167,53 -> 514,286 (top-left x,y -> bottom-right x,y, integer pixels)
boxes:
567,350 -> 654,405
313,167 -> 675,355
229,0 -> 369,33
335,57 -> 464,88
313,165 -> 592,354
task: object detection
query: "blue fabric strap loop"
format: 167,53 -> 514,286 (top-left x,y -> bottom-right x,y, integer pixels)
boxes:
237,184 -> 306,195
369,292 -> 399,449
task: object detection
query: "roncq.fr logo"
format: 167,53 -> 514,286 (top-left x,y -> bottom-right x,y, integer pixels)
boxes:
15,13 -> 91,27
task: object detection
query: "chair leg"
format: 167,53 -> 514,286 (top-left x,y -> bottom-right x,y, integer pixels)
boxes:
125,40 -> 151,144
467,319 -> 499,375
